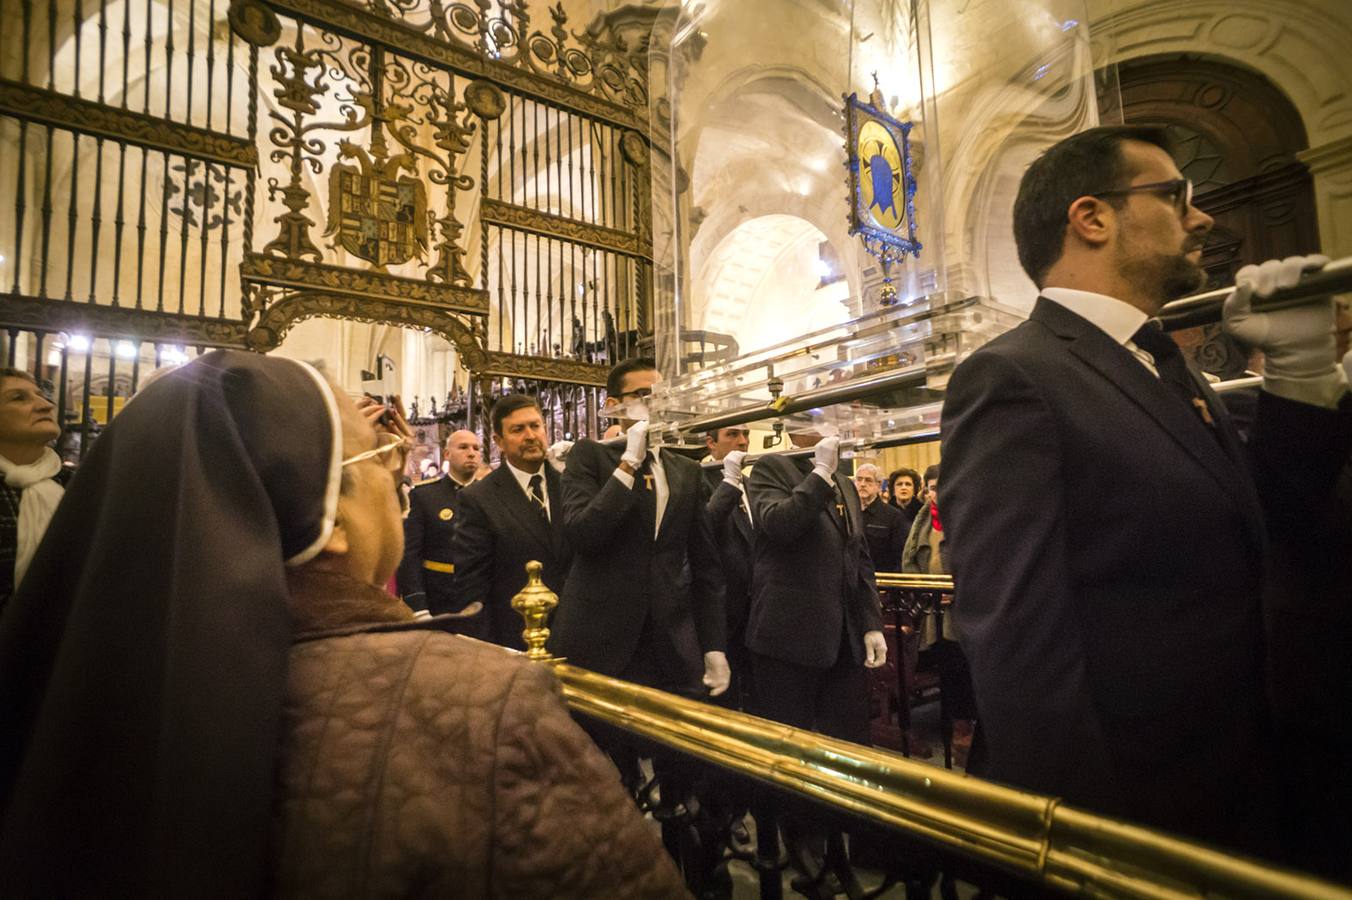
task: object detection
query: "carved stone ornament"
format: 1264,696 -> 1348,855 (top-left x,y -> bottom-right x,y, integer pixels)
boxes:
463,80 -> 507,121
228,0 -> 283,47
619,131 -> 649,168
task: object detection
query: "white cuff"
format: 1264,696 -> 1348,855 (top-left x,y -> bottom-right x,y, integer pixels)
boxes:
811,465 -> 834,484
722,475 -> 741,488
1262,368 -> 1349,410
612,466 -> 635,489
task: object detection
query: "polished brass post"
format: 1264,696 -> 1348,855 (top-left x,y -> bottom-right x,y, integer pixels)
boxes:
511,560 -> 559,662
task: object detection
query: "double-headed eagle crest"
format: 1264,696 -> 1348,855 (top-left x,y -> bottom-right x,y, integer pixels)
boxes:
325,139 -> 429,270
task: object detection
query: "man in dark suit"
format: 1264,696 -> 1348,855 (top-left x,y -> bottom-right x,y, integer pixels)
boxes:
452,394 -> 571,649
940,125 -> 1351,854
554,358 -> 729,698
396,428 -> 481,614
703,427 -> 753,709
745,431 -> 887,743
854,463 -> 907,573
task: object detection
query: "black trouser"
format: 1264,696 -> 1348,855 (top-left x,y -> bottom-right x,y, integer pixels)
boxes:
751,630 -> 870,744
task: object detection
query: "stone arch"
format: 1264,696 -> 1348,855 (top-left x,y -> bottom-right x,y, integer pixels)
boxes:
1088,0 -> 1352,256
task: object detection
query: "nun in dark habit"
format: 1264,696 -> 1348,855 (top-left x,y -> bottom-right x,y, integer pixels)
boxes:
0,350 -> 686,899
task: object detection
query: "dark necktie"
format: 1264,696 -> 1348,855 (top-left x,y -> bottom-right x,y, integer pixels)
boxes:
528,473 -> 549,523
1130,320 -> 1216,430
634,453 -> 657,533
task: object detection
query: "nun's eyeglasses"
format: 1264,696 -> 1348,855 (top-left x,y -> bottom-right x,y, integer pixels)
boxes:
342,434 -> 406,470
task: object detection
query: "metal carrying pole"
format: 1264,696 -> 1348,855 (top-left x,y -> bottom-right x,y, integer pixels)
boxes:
621,258 -> 1348,445
1159,255 -> 1352,331
696,428 -> 941,469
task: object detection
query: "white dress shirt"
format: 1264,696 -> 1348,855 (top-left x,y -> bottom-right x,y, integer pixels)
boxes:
505,459 -> 550,520
1041,287 -> 1159,377
611,451 -> 669,536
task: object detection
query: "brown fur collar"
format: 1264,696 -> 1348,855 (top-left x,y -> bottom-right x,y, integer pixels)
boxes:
285,568 -> 415,640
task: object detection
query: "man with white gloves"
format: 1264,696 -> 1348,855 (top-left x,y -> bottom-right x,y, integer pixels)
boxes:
553,357 -> 730,702
743,425 -> 887,745
703,427 -> 755,710
940,125 -> 1350,857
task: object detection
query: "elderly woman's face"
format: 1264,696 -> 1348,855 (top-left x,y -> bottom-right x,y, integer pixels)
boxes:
333,392 -> 404,587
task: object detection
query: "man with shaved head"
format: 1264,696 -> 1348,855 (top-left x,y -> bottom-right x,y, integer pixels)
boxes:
397,427 -> 482,614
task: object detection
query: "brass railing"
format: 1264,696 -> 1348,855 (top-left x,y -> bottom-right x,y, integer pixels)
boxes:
507,564 -> 1352,899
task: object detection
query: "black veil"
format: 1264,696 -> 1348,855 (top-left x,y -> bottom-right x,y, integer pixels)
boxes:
0,349 -> 344,897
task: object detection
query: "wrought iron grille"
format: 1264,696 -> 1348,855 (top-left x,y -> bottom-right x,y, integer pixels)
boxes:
0,0 -> 654,449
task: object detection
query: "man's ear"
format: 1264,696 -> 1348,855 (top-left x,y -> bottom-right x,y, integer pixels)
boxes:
321,515 -> 350,556
602,396 -> 618,410
1066,195 -> 1114,248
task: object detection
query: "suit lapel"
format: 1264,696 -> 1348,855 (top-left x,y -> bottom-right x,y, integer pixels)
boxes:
544,465 -> 567,555
833,470 -> 860,537
492,466 -> 554,550
1034,298 -> 1251,504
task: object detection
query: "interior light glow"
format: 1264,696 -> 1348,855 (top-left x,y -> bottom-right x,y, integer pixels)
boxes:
68,334 -> 91,352
115,341 -> 137,359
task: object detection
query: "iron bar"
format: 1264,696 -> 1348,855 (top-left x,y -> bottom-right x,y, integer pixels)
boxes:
218,163 -> 231,317
198,162 -> 212,316
71,0 -> 82,97
479,125 -> 488,293
45,0 -> 54,91
1159,256 -> 1352,331
185,0 -> 195,125
32,333 -> 45,378
120,0 -> 130,109
134,144 -> 149,307
155,150 -> 171,311
6,329 -> 17,366
87,135 -> 103,302
162,0 -> 174,121
96,0 -> 106,102
111,140 -> 128,305
534,231 -> 541,355
104,344 -> 116,438
37,125 -> 53,297
79,341 -> 93,456
205,0 -> 216,131
63,132 -> 80,299
56,342 -> 68,430
13,120 -> 28,294
130,340 -> 141,393
141,0 -> 152,113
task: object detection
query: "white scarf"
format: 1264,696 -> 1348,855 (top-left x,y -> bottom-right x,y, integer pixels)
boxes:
0,447 -> 65,588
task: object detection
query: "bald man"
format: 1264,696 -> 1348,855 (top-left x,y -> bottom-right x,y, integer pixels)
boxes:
397,428 -> 482,614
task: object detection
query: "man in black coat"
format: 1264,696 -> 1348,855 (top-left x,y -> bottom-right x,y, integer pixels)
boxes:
554,358 -> 729,697
745,433 -> 887,743
702,426 -> 753,709
854,463 -> 907,573
396,428 -> 481,614
452,394 -> 571,649
940,125 -> 1351,855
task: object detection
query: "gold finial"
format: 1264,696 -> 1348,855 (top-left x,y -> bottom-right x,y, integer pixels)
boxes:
511,560 -> 559,662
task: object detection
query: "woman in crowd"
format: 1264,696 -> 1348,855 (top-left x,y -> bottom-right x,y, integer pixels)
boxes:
0,350 -> 686,899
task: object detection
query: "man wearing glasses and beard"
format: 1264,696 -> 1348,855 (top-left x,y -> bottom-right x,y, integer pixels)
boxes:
939,125 -> 1350,860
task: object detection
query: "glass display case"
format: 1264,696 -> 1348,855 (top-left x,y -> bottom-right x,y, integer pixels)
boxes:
645,0 -> 1116,446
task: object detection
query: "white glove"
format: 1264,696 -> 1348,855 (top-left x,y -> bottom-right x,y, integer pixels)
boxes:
811,435 -> 840,482
1224,255 -> 1347,405
863,630 -> 887,669
722,450 -> 747,487
620,420 -> 649,468
546,440 -> 574,473
702,650 -> 731,697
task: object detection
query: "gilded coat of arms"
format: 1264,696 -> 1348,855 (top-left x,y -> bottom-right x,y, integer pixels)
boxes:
324,140 -> 429,269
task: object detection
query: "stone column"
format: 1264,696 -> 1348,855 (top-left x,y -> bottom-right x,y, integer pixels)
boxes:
1299,134 -> 1352,260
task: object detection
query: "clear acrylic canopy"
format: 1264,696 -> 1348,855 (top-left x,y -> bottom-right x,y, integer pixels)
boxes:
646,0 -> 1117,446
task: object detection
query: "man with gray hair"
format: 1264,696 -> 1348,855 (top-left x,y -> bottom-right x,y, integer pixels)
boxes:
855,463 -> 907,572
